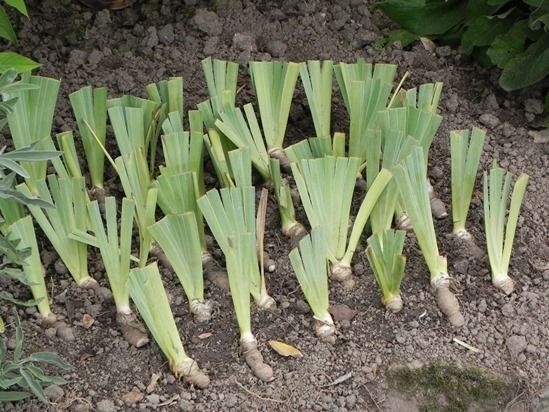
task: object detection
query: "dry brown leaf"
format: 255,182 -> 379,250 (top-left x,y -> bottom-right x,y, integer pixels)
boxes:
268,340 -> 303,358
420,37 -> 436,52
198,332 -> 212,340
329,304 -> 358,321
121,391 -> 144,405
81,314 -> 95,329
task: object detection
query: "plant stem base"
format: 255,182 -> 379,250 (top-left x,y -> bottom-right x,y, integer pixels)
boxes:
116,312 -> 150,347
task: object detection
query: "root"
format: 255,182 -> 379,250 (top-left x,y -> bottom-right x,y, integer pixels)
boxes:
330,262 -> 355,289
78,277 -> 99,289
453,230 -> 485,260
54,321 -> 75,341
116,312 -> 150,347
492,275 -> 515,295
257,294 -> 277,311
314,319 -> 336,343
435,286 -> 464,327
241,338 -> 274,382
205,268 -> 230,290
383,295 -> 403,313
189,299 -> 212,323
201,251 -> 214,269
427,181 -> 448,219
150,246 -> 172,269
41,313 -> 57,326
172,358 -> 210,389
268,147 -> 290,170
282,221 -> 307,240
88,186 -> 106,204
396,214 -> 412,230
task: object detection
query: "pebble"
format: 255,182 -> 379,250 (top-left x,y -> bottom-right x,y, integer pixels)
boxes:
232,32 -> 256,52
478,299 -> 487,313
144,27 -> 159,48
122,391 -> 144,405
524,98 -> 544,115
179,399 -> 194,411
88,49 -> 103,66
54,259 -> 68,276
44,384 -> 65,402
265,40 -> 287,58
479,113 -> 501,129
95,9 -> 111,28
96,399 -> 116,412
484,93 -> 499,110
158,24 -> 175,45
146,394 -> 160,405
56,323 -> 75,341
94,286 -> 113,300
203,36 -> 219,55
445,94 -> 459,112
501,303 -> 515,317
506,335 -> 527,358
192,9 -> 222,36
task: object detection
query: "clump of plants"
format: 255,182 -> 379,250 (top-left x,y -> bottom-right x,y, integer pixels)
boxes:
379,0 -> 549,91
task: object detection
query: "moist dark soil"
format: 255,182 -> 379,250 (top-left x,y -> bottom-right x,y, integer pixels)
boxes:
1,0 -> 548,411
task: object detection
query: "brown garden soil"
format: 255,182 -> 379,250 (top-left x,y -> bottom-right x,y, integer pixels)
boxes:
1,0 -> 548,411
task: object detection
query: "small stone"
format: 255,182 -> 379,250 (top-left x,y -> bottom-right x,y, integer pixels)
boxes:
232,32 -> 256,52
501,303 -> 515,317
56,323 -> 75,341
265,40 -> 287,58
225,394 -> 238,408
453,258 -> 469,274
445,94 -> 459,112
179,399 -> 194,411
146,394 -> 160,405
144,27 -> 159,48
44,384 -> 65,402
45,327 -> 57,338
88,49 -> 103,66
479,113 -> 500,129
94,286 -> 112,300
506,335 -> 527,359
54,259 -> 68,275
346,394 -> 357,409
295,299 -> 310,314
484,93 -> 499,110
95,9 -> 111,28
477,299 -> 487,313
436,46 -> 453,57
524,98 -> 544,115
192,9 -> 222,36
396,334 -> 406,344
158,24 -> 175,45
203,36 -> 219,55
96,399 -> 116,412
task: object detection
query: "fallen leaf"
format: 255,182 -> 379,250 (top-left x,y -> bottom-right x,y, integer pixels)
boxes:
81,314 -> 95,329
198,332 -> 212,340
268,340 -> 303,358
121,391 -> 144,405
146,372 -> 161,393
529,129 -> 549,144
420,37 -> 436,52
329,304 -> 358,321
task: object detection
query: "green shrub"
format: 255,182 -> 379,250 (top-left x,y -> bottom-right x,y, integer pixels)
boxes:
379,0 -> 549,91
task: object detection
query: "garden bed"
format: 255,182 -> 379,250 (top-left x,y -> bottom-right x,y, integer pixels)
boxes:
1,0 -> 548,410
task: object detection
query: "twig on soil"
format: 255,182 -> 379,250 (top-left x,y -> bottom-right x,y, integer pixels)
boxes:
453,337 -> 481,353
361,383 -> 383,412
234,380 -> 286,403
320,372 -> 352,388
158,395 -> 179,407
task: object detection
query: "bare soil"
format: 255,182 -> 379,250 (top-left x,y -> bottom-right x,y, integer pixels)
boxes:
1,0 -> 548,411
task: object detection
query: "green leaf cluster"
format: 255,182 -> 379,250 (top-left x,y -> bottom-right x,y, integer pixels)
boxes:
380,0 -> 549,90
0,314 -> 72,403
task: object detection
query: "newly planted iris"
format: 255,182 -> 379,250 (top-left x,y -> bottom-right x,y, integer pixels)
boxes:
483,163 -> 529,295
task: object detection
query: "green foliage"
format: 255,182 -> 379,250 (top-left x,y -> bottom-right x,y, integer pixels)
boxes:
0,1 -> 40,74
380,0 -> 549,90
0,313 -> 72,403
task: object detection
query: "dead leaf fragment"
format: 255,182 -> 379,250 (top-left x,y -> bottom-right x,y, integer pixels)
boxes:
146,372 -> 161,393
121,391 -> 144,405
420,37 -> 436,52
198,332 -> 212,340
329,304 -> 358,321
81,314 -> 95,329
268,340 -> 303,358
529,129 -> 549,144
